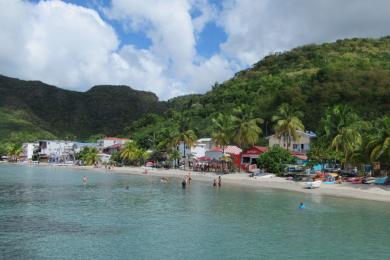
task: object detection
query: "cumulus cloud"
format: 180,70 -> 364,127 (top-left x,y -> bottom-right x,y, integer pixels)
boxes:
219,0 -> 390,65
0,0 -> 234,99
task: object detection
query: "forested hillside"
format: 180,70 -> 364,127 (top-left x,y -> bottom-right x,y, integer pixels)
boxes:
129,37 -> 390,148
0,75 -> 168,146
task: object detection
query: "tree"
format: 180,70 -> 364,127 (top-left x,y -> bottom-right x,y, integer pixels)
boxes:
168,150 -> 181,168
331,127 -> 362,167
231,107 -> 263,148
322,105 -> 359,142
7,144 -> 22,162
78,147 -> 99,166
257,147 -> 295,175
119,141 -> 149,166
211,113 -> 232,153
368,116 -> 390,162
272,104 -> 304,150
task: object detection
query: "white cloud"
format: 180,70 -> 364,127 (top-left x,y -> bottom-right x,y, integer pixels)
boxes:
218,0 -> 390,65
0,0 -> 234,99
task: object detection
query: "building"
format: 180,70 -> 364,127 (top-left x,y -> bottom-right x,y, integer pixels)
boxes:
97,137 -> 130,150
191,138 -> 213,158
241,146 -> 268,166
38,140 -> 76,162
267,131 -> 316,153
22,142 -> 39,160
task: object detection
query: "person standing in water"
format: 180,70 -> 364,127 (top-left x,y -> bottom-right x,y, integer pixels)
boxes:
182,178 -> 187,189
82,176 -> 88,185
218,176 -> 222,187
299,202 -> 305,209
213,179 -> 217,187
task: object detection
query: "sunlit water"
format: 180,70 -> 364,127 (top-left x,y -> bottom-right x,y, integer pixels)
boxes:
1,164 -> 390,259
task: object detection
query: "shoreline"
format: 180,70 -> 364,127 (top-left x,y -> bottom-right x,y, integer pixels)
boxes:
4,162 -> 390,203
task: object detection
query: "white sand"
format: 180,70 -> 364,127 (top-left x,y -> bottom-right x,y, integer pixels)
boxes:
11,162 -> 390,203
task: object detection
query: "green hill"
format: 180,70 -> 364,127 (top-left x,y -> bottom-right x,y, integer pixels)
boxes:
129,37 -> 390,146
0,75 -> 168,144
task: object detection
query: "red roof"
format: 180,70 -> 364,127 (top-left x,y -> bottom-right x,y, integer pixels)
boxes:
242,146 -> 268,156
104,137 -> 129,141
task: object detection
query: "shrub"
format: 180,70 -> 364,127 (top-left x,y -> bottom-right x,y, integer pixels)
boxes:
257,147 -> 295,175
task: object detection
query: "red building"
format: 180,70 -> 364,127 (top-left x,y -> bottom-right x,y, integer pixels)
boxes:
240,146 -> 268,170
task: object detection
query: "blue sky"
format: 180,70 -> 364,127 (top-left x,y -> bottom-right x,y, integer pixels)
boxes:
1,0 -> 390,99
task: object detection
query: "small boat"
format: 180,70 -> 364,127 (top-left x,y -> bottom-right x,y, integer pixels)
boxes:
305,180 -> 322,189
375,177 -> 388,185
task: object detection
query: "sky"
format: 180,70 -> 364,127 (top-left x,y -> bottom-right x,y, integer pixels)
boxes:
0,0 -> 390,100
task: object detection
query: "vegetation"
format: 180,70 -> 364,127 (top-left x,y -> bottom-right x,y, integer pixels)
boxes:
272,104 -> 304,150
118,141 -> 149,166
77,147 -> 99,165
257,147 -> 295,175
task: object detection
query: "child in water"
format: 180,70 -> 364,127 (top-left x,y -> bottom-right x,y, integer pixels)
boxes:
299,202 -> 305,209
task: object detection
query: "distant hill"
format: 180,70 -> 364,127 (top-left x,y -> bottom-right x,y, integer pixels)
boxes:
129,36 -> 390,146
0,75 -> 168,144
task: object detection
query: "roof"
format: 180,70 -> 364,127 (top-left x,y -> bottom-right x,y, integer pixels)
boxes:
197,138 -> 212,142
224,145 -> 242,155
242,146 -> 268,156
104,137 -> 130,141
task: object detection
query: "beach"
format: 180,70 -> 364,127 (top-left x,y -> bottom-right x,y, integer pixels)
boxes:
14,162 -> 390,203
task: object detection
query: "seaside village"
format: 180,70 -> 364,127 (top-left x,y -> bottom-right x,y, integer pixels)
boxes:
2,130 -> 388,188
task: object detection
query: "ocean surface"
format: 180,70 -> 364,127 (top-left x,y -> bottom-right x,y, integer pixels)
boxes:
1,164 -> 390,260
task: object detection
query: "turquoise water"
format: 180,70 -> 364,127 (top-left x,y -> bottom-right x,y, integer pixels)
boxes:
1,164 -> 390,259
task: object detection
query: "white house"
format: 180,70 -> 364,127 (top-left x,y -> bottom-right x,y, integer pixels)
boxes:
38,140 -> 76,162
267,131 -> 316,153
22,142 -> 39,160
97,137 -> 130,150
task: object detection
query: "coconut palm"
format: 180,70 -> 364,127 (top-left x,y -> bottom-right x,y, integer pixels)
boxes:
168,149 -> 181,168
212,113 -> 232,153
272,104 -> 304,150
119,141 -> 138,162
331,127 -> 362,167
231,107 -> 263,149
322,104 -> 359,141
7,144 -> 22,162
78,147 -> 99,165
368,116 -> 390,162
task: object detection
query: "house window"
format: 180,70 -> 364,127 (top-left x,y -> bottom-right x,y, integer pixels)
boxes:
242,157 -> 250,163
301,144 -> 305,150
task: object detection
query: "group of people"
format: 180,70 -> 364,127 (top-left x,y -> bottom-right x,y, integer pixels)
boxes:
213,176 -> 222,187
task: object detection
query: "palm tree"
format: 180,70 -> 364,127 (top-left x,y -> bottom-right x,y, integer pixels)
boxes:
368,116 -> 390,162
331,127 -> 362,167
231,107 -> 263,148
272,104 -> 304,150
120,141 -> 140,165
78,147 -> 99,166
322,104 -> 359,141
212,113 -> 232,153
168,149 -> 181,168
7,144 -> 22,162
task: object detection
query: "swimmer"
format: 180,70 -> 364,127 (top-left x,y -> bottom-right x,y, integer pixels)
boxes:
213,179 -> 217,187
82,176 -> 88,185
299,202 -> 305,209
125,185 -> 129,190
